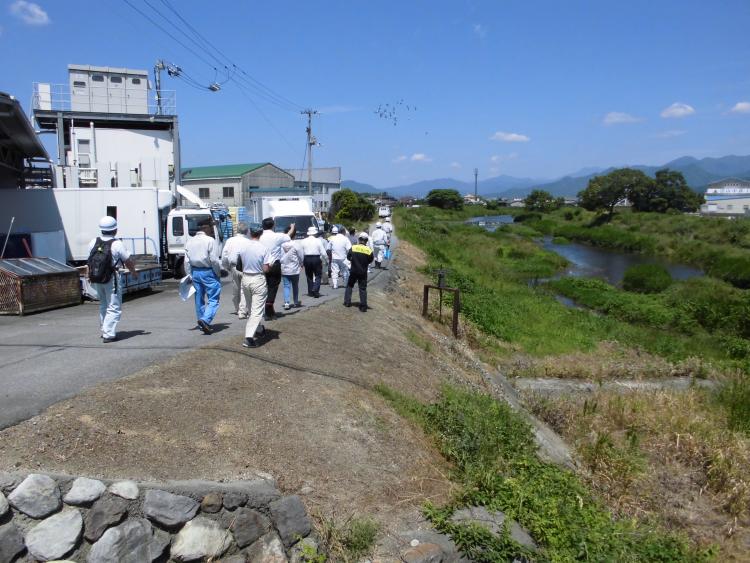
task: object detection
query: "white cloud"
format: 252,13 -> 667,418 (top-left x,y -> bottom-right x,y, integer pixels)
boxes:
450,161 -> 461,169
490,131 -> 530,142
9,1 -> 49,25
730,101 -> 750,114
392,155 -> 407,163
655,130 -> 687,139
473,23 -> 487,39
410,153 -> 432,162
490,152 -> 518,163
660,102 -> 695,119
603,112 -> 642,126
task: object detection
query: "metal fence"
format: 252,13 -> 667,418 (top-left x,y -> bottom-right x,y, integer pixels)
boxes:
32,83 -> 177,115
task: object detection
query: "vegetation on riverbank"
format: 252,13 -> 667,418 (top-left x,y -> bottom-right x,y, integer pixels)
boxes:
377,384 -> 707,562
518,207 -> 750,288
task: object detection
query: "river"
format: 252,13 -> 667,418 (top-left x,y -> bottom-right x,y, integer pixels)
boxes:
468,215 -> 703,285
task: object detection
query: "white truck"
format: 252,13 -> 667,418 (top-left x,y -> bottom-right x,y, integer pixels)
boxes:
249,196 -> 318,239
53,186 -> 231,282
378,205 -> 391,218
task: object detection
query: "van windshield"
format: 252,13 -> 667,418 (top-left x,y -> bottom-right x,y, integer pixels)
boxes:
274,215 -> 316,239
186,214 -> 212,236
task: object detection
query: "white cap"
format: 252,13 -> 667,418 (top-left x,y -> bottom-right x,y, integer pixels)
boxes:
385,217 -> 391,222
331,226 -> 339,234
375,222 -> 382,228
307,226 -> 318,236
99,216 -> 117,231
358,231 -> 369,240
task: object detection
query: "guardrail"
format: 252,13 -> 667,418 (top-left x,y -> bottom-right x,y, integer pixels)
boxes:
32,83 -> 176,115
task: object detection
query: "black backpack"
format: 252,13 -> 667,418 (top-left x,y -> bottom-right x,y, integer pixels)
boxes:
87,238 -> 117,283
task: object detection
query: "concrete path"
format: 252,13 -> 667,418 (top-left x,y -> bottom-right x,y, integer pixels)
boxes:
0,259 -> 391,430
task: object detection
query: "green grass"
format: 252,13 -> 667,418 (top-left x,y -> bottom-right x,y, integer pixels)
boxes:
395,207 -> 740,364
376,384 -> 709,562
716,374 -> 750,435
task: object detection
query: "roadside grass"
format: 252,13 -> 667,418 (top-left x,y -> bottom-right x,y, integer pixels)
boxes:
395,207 -> 734,368
376,383 -> 708,562
405,328 -> 433,353
524,386 -> 750,557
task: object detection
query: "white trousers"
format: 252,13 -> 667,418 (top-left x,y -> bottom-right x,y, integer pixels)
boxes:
374,244 -> 386,263
330,258 -> 349,288
241,273 -> 268,339
231,268 -> 247,316
93,274 -> 122,339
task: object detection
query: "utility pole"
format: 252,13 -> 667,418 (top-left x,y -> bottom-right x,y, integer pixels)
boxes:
474,168 -> 478,200
154,60 -> 165,115
302,109 -> 318,196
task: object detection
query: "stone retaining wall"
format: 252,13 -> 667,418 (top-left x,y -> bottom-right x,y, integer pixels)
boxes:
0,472 -> 316,563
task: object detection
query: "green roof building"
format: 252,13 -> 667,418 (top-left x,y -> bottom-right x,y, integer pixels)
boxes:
180,162 -> 295,207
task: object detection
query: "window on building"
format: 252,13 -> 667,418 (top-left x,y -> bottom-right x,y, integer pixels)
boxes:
73,81 -> 86,88
223,186 -> 234,198
91,75 -> 104,82
110,76 -> 123,84
198,188 -> 210,199
171,217 -> 184,236
131,78 -> 141,85
106,206 -> 117,221
77,139 -> 91,167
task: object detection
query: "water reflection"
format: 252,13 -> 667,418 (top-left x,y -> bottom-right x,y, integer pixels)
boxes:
464,215 -> 514,232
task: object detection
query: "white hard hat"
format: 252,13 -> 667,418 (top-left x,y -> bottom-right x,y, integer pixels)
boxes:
358,232 -> 369,240
375,222 -> 382,228
307,226 -> 318,236
385,217 -> 391,222
331,226 -> 339,234
99,216 -> 117,231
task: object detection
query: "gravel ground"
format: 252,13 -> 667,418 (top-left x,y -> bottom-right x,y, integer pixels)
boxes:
0,245 -> 478,559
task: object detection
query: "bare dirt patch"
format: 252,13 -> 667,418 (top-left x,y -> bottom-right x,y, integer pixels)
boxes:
0,247 -> 482,559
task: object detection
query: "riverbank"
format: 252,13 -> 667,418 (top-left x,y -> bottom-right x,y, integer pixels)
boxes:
396,205 -> 750,559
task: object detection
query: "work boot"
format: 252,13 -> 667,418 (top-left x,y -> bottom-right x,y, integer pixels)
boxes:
198,320 -> 212,335
242,337 -> 257,348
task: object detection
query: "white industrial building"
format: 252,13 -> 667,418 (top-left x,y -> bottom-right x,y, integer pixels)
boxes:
29,63 -> 180,262
702,178 -> 750,216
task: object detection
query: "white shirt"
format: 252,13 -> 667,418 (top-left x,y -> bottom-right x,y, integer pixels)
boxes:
383,222 -> 393,235
184,232 -> 221,277
232,238 -> 273,274
300,235 -> 328,258
260,230 -> 291,263
281,240 -> 304,275
328,233 -> 352,260
371,227 -> 387,246
87,235 -> 131,268
221,233 -> 248,270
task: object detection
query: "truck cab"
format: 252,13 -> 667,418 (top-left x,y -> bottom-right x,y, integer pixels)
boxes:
166,205 -> 230,276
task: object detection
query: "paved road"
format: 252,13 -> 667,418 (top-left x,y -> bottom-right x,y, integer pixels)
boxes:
0,260 -> 391,430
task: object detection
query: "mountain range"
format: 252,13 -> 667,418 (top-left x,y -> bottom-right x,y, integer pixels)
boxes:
342,155 -> 750,199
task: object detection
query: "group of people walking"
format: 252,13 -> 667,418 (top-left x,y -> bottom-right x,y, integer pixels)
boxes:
88,214 -> 393,349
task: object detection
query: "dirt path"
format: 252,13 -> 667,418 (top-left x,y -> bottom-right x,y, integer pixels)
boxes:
0,243 -> 480,559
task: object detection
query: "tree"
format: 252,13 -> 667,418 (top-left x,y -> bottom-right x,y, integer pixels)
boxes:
523,189 -> 561,213
578,168 -> 653,220
630,169 -> 703,213
331,188 -> 375,221
426,189 -> 464,210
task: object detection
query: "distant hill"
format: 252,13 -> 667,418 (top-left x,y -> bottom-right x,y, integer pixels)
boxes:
341,180 -> 378,193
344,155 -> 750,199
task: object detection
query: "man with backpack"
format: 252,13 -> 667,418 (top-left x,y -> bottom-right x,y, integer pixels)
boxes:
87,216 -> 137,343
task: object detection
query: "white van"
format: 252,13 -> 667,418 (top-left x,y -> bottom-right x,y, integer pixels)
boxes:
378,206 -> 391,218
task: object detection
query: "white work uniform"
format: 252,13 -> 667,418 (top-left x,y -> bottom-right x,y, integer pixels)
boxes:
184,231 -> 221,278
382,222 -> 394,244
221,233 -> 249,317
328,233 -> 352,288
300,235 -> 328,259
87,235 -> 131,339
260,230 -> 291,264
371,227 -> 388,264
230,238 -> 273,340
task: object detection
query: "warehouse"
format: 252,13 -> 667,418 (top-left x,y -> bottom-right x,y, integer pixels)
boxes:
180,163 -> 295,208
702,178 -> 750,216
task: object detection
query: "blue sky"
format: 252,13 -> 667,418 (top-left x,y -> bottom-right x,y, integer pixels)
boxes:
3,0 -> 750,188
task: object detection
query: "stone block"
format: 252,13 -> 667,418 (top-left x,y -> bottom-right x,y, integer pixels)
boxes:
171,516 -> 232,562
64,477 -> 106,506
108,481 -> 139,501
25,509 -> 82,561
246,532 -> 287,563
269,496 -> 311,548
229,508 -> 271,548
87,517 -> 167,563
142,489 -> 199,528
8,473 -> 61,519
0,522 -> 25,563
84,494 -> 129,542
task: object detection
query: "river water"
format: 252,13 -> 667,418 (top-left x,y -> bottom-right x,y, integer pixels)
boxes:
468,215 -> 703,285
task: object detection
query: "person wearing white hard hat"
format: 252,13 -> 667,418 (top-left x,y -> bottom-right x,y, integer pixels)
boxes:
382,216 -> 394,244
87,216 -> 137,342
344,232 -> 374,312
300,226 -> 328,298
327,225 -> 352,289
370,222 -> 388,268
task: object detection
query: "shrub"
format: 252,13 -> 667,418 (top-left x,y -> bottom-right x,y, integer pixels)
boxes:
622,264 -> 672,293
513,212 -> 542,223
